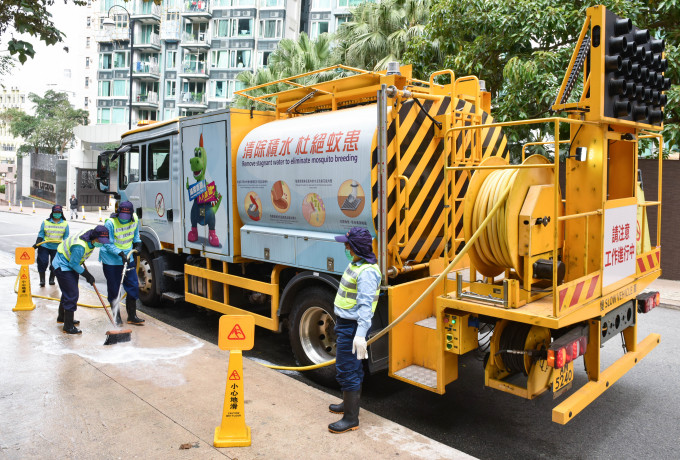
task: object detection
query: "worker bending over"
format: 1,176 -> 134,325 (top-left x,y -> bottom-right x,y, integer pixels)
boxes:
34,204 -> 69,287
52,226 -> 110,334
99,201 -> 144,326
328,227 -> 382,434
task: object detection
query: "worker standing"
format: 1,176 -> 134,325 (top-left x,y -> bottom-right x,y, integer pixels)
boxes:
52,226 -> 110,334
328,227 -> 382,434
99,201 -> 145,326
33,204 -> 69,287
69,194 -> 78,220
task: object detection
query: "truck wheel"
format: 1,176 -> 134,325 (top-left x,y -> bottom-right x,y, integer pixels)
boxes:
289,287 -> 339,388
137,249 -> 159,306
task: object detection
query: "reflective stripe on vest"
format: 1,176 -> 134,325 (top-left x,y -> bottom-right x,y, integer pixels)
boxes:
108,215 -> 138,250
334,262 -> 381,312
43,219 -> 67,241
57,232 -> 94,265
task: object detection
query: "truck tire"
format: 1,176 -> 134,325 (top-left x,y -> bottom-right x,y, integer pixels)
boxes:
137,249 -> 159,306
289,287 -> 339,388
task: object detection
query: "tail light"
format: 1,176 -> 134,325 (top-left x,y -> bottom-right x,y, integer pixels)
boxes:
637,291 -> 660,313
547,334 -> 588,369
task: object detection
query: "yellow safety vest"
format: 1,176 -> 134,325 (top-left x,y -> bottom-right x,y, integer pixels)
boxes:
334,262 -> 381,312
57,232 -> 94,265
107,214 -> 138,250
43,219 -> 67,242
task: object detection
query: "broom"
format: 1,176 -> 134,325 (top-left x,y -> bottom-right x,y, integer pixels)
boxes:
85,263 -> 132,345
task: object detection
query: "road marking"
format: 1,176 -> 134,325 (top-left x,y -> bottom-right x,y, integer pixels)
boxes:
0,233 -> 38,237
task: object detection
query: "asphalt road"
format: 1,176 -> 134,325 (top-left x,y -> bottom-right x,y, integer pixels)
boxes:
2,210 -> 678,459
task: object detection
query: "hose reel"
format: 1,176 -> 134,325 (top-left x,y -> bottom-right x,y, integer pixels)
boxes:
463,155 -> 563,281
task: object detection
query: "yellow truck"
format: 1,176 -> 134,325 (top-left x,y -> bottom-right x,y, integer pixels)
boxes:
96,5 -> 666,423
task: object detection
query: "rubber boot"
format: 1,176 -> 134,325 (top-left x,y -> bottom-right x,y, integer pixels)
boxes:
39,272 -> 46,287
187,226 -> 198,242
62,310 -> 82,335
208,229 -> 220,247
329,399 -> 344,414
49,270 -> 56,285
126,297 -> 145,325
328,390 -> 360,433
57,305 -> 79,325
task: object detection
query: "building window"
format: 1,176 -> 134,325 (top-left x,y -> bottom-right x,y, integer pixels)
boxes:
259,19 -> 282,39
112,108 -> 126,124
113,80 -> 128,97
233,18 -> 253,37
336,16 -> 349,29
337,0 -> 364,7
312,0 -> 331,9
310,21 -> 329,38
84,97 -> 89,107
86,16 -> 91,27
211,80 -> 228,99
166,51 -> 177,69
86,37 -> 91,48
262,0 -> 284,7
113,51 -> 128,68
98,80 -> 111,97
100,53 -> 112,69
166,80 -> 176,97
163,108 -> 177,120
85,77 -> 89,88
257,51 -> 272,68
230,49 -> 251,68
210,50 -> 229,68
213,19 -> 230,38
97,108 -> 111,124
85,57 -> 90,68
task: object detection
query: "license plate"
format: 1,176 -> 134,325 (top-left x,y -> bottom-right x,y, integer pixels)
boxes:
552,361 -> 574,392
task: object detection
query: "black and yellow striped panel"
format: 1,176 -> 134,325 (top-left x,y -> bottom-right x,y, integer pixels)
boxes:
371,97 -> 508,266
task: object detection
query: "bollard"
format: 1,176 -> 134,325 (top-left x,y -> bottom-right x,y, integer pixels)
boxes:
8,201 -> 11,211
214,315 -> 254,448
98,206 -> 103,222
32,201 -> 36,213
82,205 -> 86,220
20,201 -> 23,212
13,247 -> 36,311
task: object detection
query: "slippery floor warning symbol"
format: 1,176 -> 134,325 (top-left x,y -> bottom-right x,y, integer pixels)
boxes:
218,315 -> 255,351
15,247 -> 35,265
228,324 -> 246,340
19,251 -> 30,261
229,370 -> 241,380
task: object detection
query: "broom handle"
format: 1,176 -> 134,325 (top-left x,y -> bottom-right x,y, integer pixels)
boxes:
84,263 -> 116,326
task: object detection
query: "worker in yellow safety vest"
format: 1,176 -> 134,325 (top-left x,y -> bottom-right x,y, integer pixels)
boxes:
33,204 -> 69,287
328,227 -> 381,434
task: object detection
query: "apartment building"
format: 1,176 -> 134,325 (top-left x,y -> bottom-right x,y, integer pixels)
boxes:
94,0 -> 302,125
0,87 -> 29,163
304,0 -> 364,39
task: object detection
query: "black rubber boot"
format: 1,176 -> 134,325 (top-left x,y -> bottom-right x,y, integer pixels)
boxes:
62,310 -> 82,335
126,297 -> 145,325
57,305 -> 79,325
48,271 -> 56,285
329,399 -> 344,414
39,272 -> 46,288
328,390 -> 360,433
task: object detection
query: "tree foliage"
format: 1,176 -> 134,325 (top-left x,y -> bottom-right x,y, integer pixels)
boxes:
403,0 -> 680,157
0,90 -> 89,155
0,0 -> 86,76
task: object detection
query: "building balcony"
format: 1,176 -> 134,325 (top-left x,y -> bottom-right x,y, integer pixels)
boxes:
131,2 -> 161,23
181,0 -> 212,20
177,92 -> 207,108
179,33 -> 210,50
132,33 -> 161,51
132,91 -> 159,108
132,61 -> 160,80
179,61 -> 209,80
160,22 -> 182,41
95,27 -> 130,43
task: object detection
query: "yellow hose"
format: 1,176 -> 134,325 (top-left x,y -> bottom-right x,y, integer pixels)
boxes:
262,182 -> 514,371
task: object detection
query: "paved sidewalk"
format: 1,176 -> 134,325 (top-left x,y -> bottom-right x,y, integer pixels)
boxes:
0,256 -> 473,460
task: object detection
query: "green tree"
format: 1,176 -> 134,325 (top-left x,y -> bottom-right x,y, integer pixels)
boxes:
404,0 -> 679,157
334,0 -> 435,71
0,90 -> 88,155
0,0 -> 86,73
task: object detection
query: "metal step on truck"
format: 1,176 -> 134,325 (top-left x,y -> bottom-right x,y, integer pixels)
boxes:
96,5 -> 666,423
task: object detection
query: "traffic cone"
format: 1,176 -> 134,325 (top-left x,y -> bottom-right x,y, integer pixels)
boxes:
13,265 -> 36,311
82,206 -> 86,220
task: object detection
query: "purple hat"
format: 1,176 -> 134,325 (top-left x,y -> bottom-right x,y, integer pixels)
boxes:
50,204 -> 64,220
92,225 -> 111,244
335,227 -> 377,263
113,201 -> 134,221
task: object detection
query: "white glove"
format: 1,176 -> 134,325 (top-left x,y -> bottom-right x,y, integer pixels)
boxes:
352,336 -> 368,360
